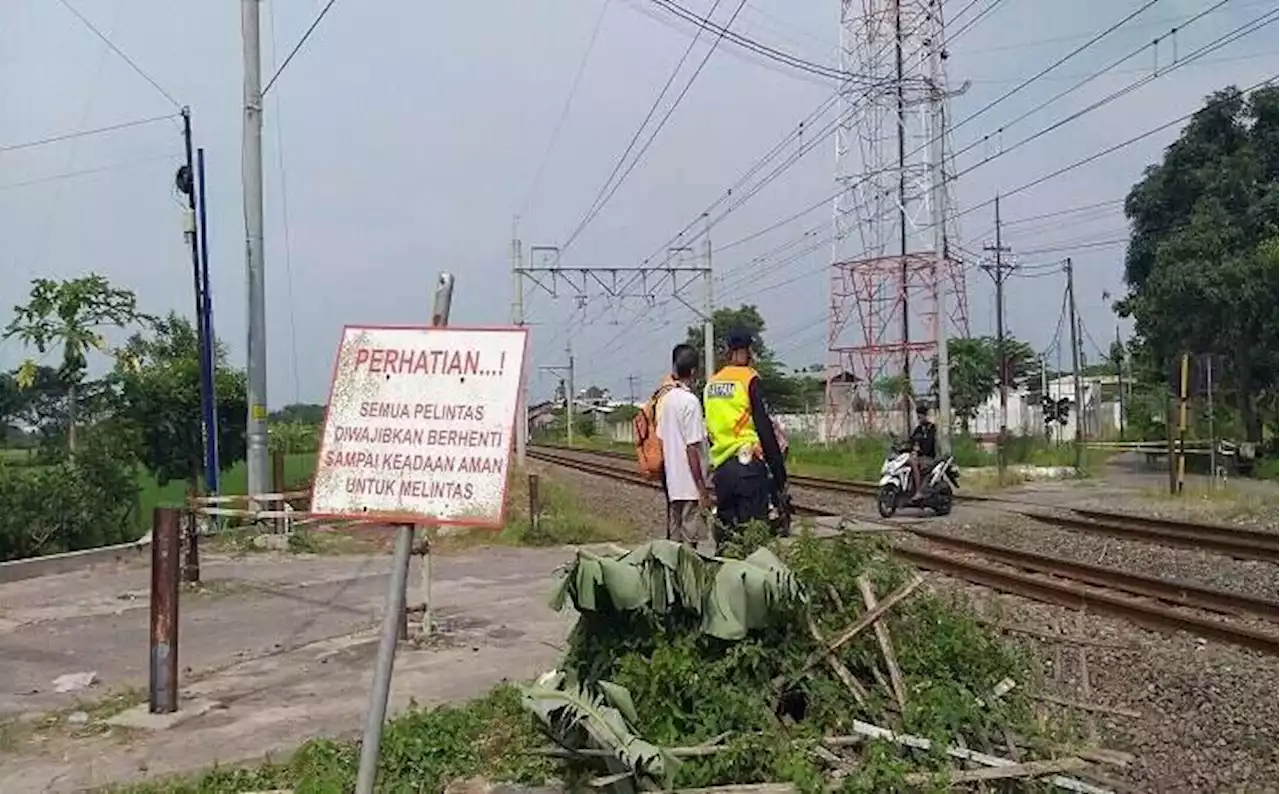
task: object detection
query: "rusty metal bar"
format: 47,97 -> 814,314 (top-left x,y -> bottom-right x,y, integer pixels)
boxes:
150,507 -> 181,713
182,508 -> 200,584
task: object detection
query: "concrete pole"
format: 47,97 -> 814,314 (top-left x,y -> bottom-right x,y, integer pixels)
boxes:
566,343 -> 575,447
927,12 -> 951,454
242,0 -> 270,498
1066,257 -> 1084,472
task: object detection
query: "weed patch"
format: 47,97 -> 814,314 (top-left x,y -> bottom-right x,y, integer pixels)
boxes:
109,685 -> 551,793
532,529 -> 1075,791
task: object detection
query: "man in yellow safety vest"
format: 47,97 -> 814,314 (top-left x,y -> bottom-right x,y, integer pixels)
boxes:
703,329 -> 788,534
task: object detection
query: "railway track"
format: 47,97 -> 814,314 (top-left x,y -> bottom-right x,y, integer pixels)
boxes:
531,444 -> 1279,562
527,446 -> 1279,654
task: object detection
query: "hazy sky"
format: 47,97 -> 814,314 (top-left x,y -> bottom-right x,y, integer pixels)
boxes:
1,0 -> 1274,407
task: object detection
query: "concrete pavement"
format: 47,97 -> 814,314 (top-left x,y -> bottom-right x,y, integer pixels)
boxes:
0,544 -> 579,792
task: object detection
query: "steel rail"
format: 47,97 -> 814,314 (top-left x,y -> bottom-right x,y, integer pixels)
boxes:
527,447 -> 1278,654
530,445 -> 1277,562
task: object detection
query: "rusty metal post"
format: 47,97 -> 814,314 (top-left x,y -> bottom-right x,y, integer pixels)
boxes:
182,509 -> 200,583
150,507 -> 181,714
528,473 -> 541,538
271,449 -> 286,533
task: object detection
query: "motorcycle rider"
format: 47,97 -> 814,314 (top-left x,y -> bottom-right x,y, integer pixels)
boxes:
908,403 -> 937,500
704,329 -> 788,537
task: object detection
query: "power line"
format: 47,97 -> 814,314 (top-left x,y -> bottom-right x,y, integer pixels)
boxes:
57,0 -> 181,109
951,2 -> 1271,168
263,0 -> 341,97
266,1 -> 303,404
519,0 -> 614,218
0,114 -> 176,154
649,0 -> 859,82
0,154 -> 178,191
562,0 -> 745,251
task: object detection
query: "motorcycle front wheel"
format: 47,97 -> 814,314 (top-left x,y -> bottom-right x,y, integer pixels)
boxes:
876,484 -> 900,518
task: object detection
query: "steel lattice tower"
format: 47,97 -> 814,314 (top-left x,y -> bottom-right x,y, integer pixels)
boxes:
826,0 -> 969,440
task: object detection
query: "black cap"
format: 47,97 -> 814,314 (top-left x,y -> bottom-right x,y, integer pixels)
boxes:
726,328 -> 754,350
916,403 -> 930,416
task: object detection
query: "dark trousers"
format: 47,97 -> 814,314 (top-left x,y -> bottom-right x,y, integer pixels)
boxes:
712,458 -> 771,534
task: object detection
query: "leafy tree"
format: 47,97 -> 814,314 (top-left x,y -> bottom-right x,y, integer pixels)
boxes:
682,305 -> 809,411
112,313 -> 248,488
931,336 -> 1039,432
1118,84 -> 1278,440
3,275 -> 151,453
270,403 -> 325,425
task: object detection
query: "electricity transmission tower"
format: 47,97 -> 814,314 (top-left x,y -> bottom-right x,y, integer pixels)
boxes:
826,0 -> 970,443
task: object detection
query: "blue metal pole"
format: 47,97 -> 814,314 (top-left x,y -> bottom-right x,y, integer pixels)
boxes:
196,147 -> 220,493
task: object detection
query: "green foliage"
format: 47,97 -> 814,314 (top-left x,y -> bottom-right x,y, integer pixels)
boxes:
544,531 -> 1049,790
1120,84 -> 1278,441
269,420 -> 319,454
3,274 -> 152,452
113,685 -> 553,793
683,305 -> 820,412
932,337 -> 1038,432
269,402 -> 325,424
111,313 -> 247,487
0,428 -> 140,561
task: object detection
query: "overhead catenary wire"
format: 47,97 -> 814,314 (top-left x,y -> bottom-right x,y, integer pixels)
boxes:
519,0 -> 614,219
262,0 -> 341,97
560,0 -> 732,252
56,0 -> 181,109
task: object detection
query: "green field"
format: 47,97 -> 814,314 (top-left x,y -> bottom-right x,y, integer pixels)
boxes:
134,453 -> 317,529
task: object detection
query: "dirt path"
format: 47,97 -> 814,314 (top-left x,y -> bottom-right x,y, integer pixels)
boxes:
0,543 -> 579,792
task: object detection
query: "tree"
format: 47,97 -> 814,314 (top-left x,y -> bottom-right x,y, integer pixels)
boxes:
933,336 -> 1039,433
1118,84 -> 1278,440
270,403 -> 325,425
112,313 -> 248,488
683,305 -> 807,411
3,275 -> 151,453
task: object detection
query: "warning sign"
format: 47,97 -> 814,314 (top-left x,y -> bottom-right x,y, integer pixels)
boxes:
310,325 -> 528,526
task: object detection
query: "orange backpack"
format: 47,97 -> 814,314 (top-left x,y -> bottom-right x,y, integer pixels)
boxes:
634,382 -> 678,480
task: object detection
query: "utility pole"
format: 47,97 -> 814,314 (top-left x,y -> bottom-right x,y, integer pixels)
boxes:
178,108 -> 216,494
981,195 -> 1012,481
1065,257 -> 1084,471
702,214 -> 716,382
241,0 -> 270,498
196,148 -> 220,493
926,5 -> 951,453
627,374 -> 639,405
1114,324 -> 1125,440
510,218 -> 526,464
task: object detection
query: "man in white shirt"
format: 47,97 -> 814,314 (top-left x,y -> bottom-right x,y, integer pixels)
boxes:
657,345 -> 712,547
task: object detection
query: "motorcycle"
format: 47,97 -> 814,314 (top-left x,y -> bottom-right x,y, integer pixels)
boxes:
876,440 -> 960,518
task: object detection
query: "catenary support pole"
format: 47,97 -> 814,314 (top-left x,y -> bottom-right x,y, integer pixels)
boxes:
1207,354 -> 1216,486
355,524 -> 414,794
567,343 -> 575,447
1065,258 -> 1084,472
1114,325 -> 1125,441
149,507 -> 181,714
242,0 -> 270,501
196,148 -> 219,494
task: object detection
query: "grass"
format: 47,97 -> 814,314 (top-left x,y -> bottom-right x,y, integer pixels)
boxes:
135,453 -> 316,530
0,687 -> 145,753
109,684 -> 552,793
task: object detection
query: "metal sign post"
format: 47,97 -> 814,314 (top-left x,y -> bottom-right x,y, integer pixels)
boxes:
306,274 -> 527,794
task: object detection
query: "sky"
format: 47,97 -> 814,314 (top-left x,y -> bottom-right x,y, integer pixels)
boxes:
0,0 -> 1275,408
